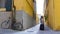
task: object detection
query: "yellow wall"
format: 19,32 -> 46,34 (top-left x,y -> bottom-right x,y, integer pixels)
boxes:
14,0 -> 34,17
45,0 -> 54,29
54,0 -> 60,30
45,0 -> 60,30
48,0 -> 55,29
14,0 -> 23,10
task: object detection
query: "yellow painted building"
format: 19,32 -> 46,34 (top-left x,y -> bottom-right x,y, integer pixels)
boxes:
45,0 -> 60,30
0,0 -> 38,30
14,0 -> 34,17
14,0 -> 39,24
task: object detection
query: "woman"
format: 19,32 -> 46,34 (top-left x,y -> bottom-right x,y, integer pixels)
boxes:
40,16 -> 44,30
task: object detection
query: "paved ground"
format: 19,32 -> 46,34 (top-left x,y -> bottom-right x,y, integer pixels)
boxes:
0,24 -> 60,34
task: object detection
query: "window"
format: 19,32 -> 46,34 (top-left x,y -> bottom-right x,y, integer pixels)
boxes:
5,0 -> 12,11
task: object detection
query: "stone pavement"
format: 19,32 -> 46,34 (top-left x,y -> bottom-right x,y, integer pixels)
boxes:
0,24 -> 60,34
